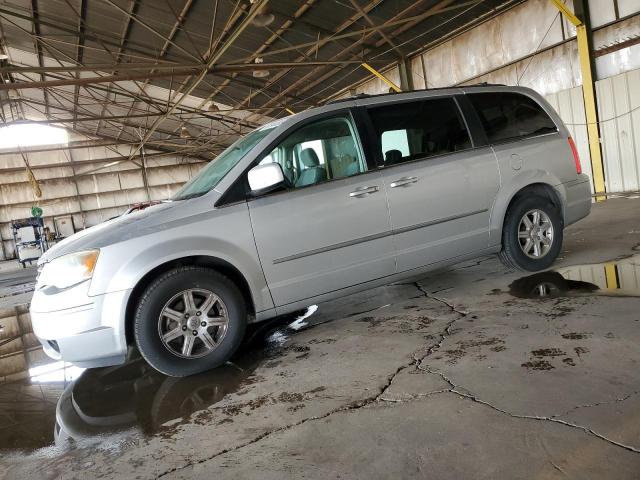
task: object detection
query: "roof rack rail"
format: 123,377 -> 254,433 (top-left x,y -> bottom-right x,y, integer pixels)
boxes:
327,93 -> 371,105
465,82 -> 506,87
326,82 -> 507,105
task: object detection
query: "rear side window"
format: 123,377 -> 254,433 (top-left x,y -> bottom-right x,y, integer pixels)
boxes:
468,92 -> 557,144
367,97 -> 472,167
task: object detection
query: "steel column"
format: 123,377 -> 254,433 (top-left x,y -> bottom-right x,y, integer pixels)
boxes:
550,0 -> 606,200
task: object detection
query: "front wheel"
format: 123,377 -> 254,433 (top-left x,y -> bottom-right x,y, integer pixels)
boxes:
134,266 -> 247,377
498,195 -> 563,271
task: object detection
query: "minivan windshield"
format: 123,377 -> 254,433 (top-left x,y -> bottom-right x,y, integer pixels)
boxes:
172,125 -> 276,201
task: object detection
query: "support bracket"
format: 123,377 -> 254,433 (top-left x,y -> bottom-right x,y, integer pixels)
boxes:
361,62 -> 402,93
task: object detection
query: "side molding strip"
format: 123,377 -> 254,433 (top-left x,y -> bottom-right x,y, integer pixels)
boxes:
273,208 -> 488,265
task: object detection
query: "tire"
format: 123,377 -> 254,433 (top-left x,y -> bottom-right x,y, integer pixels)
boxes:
134,266 -> 247,377
498,195 -> 563,272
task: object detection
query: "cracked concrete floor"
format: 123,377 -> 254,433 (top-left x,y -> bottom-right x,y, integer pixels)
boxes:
2,197 -> 640,480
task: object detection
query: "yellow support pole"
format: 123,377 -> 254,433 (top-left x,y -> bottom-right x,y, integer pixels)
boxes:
361,62 -> 402,93
550,0 -> 606,201
284,107 -> 296,115
577,25 -> 607,201
604,263 -> 619,290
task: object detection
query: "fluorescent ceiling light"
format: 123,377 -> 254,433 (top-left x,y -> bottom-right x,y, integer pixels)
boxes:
0,123 -> 68,149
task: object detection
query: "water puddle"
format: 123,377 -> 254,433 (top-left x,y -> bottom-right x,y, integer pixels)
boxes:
0,268 -> 37,300
509,254 -> 640,299
0,306 -> 318,452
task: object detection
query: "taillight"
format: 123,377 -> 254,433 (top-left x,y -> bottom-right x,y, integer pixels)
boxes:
568,137 -> 582,174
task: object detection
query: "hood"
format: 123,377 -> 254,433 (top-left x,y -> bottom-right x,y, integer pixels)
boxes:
39,197 -> 210,264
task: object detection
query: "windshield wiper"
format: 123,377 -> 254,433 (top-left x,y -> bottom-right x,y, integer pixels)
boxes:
174,192 -> 205,201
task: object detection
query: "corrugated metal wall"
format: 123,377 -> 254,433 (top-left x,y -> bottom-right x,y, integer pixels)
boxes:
596,68 -> 640,193
537,69 -> 640,197
0,147 -> 206,259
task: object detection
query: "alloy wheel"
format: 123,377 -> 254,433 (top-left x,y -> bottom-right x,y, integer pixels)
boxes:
158,288 -> 229,359
518,209 -> 554,259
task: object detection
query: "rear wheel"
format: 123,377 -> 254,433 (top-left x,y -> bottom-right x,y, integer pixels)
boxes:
134,266 -> 246,377
499,195 -> 563,271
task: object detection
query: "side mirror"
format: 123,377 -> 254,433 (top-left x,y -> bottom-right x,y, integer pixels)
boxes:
247,163 -> 285,195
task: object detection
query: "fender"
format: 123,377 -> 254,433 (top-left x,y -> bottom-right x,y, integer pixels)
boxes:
87,203 -> 275,315
489,169 -> 565,246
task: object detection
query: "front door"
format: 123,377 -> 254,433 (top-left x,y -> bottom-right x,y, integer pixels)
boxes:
365,96 -> 500,272
247,112 -> 395,307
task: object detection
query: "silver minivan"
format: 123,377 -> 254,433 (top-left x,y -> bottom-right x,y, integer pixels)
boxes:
31,85 -> 592,376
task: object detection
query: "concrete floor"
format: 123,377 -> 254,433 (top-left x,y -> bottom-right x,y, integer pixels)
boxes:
1,197 -> 640,479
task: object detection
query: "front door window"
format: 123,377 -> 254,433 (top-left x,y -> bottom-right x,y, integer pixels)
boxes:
258,115 -> 367,188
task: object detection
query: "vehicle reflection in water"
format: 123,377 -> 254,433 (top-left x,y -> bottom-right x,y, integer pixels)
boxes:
510,254 -> 640,298
509,271 -> 598,298
54,352 -> 253,447
0,306 -> 315,452
53,306 -> 318,448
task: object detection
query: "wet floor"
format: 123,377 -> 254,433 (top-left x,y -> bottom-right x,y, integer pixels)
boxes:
508,254 -> 640,299
3,256 -> 639,451
1,197 -> 639,479
0,267 -> 37,298
2,254 -> 640,454
0,306 -> 320,452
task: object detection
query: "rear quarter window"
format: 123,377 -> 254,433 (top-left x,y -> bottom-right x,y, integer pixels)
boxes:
468,92 -> 557,144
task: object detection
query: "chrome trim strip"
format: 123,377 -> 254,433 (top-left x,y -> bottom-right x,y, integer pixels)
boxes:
272,208 -> 488,264
392,208 -> 488,236
273,230 -> 390,265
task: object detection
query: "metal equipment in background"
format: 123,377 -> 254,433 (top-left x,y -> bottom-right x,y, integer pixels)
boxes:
11,217 -> 49,268
53,215 -> 76,239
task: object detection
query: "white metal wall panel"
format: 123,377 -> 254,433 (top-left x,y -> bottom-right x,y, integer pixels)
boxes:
596,68 -> 640,193
589,0 -> 617,27
545,86 -> 594,192
618,261 -> 640,292
421,0 -> 566,87
618,0 -> 640,17
560,264 -> 607,286
410,55 -> 426,89
594,16 -> 640,79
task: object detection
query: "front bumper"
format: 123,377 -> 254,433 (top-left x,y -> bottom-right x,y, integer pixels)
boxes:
31,284 -> 131,368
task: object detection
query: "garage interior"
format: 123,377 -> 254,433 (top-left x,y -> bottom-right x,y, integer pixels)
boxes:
0,0 -> 640,478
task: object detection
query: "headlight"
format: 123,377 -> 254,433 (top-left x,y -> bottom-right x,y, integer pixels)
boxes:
38,250 -> 100,290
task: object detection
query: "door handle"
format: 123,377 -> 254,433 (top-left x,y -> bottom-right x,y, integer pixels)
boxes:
349,185 -> 379,198
390,176 -> 418,188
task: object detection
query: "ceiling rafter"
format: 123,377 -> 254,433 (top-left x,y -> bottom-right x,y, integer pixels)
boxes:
29,0 -> 48,117
347,0 -> 403,58
115,0 -> 270,170
230,0 -> 386,116
0,0 -> 521,166
114,0 -> 207,143
72,0 -> 87,129
250,0 -> 463,121
0,6 -> 172,63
